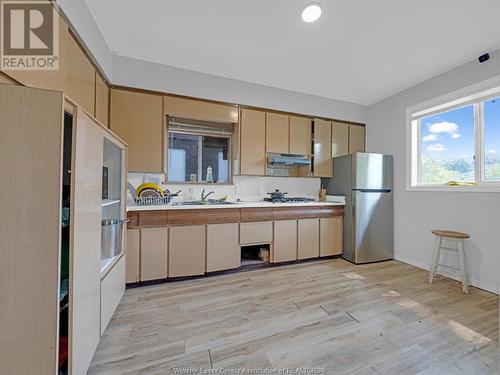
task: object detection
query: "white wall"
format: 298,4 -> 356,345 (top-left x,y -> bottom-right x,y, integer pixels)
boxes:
366,50 -> 500,293
113,55 -> 367,124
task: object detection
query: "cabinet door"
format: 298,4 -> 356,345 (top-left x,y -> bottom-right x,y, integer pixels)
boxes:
169,225 -> 206,277
100,256 -> 125,335
266,113 -> 289,154
125,229 -> 140,283
240,109 -> 266,175
66,33 -> 96,115
332,121 -> 349,157
349,125 -> 366,153
273,220 -> 297,263
0,16 -> 67,92
141,227 -> 168,281
298,219 -> 320,259
95,72 -> 109,127
71,109 -> 103,375
207,223 -> 240,272
110,89 -> 163,172
313,119 -> 332,177
290,116 -> 312,155
0,85 -> 63,375
320,217 -> 343,256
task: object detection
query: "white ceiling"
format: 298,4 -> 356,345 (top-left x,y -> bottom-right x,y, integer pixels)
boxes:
86,0 -> 500,105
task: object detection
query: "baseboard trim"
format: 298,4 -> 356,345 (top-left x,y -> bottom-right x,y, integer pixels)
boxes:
394,255 -> 499,295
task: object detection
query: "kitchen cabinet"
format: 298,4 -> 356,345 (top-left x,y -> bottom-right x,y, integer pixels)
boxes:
141,227 -> 168,281
298,219 -> 320,259
240,108 -> 266,175
66,33 -> 96,115
349,125 -> 366,153
332,121 -> 349,157
273,220 -> 297,263
95,72 -> 109,126
240,221 -> 273,244
71,108 -> 103,375
266,112 -> 289,153
320,217 -> 343,256
169,225 -> 206,277
0,16 -> 68,92
313,118 -> 333,177
164,95 -> 238,123
290,116 -> 312,155
207,223 -> 240,272
0,73 -> 17,85
100,257 -> 125,335
126,229 -> 140,283
110,89 -> 164,172
0,84 -> 127,375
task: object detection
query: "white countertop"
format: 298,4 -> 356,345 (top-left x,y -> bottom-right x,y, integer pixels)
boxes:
127,201 -> 344,211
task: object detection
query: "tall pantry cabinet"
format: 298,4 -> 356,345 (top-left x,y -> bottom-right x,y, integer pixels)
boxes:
0,84 -> 127,375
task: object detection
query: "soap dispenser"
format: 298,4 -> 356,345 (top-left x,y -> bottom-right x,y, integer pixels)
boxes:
206,166 -> 213,183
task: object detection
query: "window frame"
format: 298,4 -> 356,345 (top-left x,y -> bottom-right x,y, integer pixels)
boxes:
406,79 -> 500,193
164,117 -> 234,184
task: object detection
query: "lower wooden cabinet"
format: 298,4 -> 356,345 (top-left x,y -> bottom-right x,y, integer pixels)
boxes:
125,229 -> 140,283
240,221 -> 273,244
320,217 -> 343,256
207,223 -> 240,272
169,225 -> 206,277
100,256 -> 125,335
141,227 -> 168,281
298,219 -> 320,259
273,220 -> 297,263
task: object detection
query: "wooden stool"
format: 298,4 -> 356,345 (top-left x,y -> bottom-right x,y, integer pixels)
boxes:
428,230 -> 470,294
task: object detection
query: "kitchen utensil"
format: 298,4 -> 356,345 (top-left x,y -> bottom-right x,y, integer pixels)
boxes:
266,189 -> 287,200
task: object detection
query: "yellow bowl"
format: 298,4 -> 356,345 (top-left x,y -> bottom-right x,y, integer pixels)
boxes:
136,183 -> 164,197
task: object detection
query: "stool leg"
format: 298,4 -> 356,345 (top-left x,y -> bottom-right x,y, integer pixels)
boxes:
457,239 -> 469,294
429,236 -> 442,284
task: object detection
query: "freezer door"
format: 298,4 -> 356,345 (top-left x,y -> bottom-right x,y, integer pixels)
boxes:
353,190 -> 393,263
353,153 -> 393,190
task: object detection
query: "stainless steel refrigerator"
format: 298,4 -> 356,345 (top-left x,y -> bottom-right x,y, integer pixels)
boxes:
325,152 -> 393,264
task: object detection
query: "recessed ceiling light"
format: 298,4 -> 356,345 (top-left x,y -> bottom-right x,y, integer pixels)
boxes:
301,2 -> 322,23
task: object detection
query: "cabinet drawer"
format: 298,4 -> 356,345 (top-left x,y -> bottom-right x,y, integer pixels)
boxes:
240,221 -> 273,244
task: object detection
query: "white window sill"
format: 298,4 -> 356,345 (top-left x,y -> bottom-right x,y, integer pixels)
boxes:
407,185 -> 500,193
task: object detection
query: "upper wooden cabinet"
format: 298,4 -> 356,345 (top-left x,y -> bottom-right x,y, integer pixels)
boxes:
164,95 -> 238,123
110,89 -> 163,172
332,121 -> 349,157
0,16 -> 68,92
240,108 -> 266,175
349,125 -> 366,153
266,113 -> 289,154
94,72 -> 109,127
289,116 -> 312,155
66,33 -> 95,115
313,118 -> 332,177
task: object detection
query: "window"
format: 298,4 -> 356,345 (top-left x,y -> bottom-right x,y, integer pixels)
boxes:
409,89 -> 500,190
166,117 -> 232,183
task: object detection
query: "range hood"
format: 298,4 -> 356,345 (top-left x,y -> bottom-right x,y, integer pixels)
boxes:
267,153 -> 311,165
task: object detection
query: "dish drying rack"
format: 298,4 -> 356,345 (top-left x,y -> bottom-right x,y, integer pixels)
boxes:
133,196 -> 172,206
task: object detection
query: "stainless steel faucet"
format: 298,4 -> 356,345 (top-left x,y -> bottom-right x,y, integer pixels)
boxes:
201,189 -> 215,202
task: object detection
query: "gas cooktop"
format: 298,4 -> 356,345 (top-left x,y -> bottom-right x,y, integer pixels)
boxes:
263,197 -> 315,204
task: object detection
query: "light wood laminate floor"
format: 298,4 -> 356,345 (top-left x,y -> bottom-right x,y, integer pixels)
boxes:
89,259 -> 498,374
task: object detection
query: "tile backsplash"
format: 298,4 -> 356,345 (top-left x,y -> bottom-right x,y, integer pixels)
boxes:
127,173 -> 321,204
